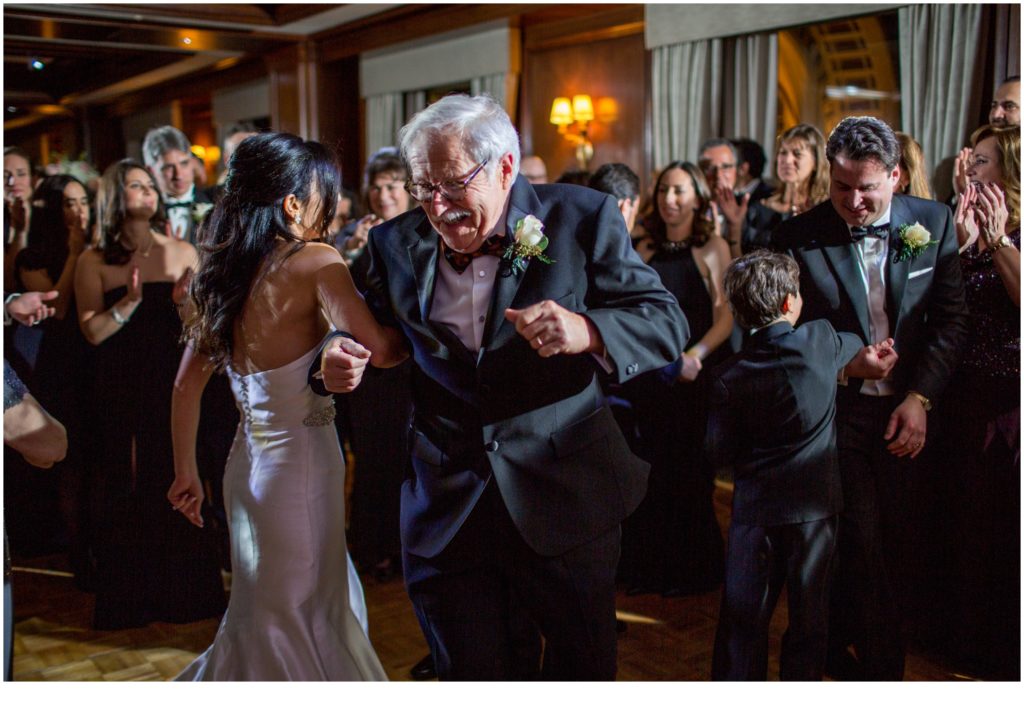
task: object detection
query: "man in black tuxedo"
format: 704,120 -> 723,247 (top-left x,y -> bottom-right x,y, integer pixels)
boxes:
774,117 -> 969,680
322,94 -> 688,680
142,125 -> 215,245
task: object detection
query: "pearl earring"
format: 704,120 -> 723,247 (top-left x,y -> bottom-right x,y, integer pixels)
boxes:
295,214 -> 302,225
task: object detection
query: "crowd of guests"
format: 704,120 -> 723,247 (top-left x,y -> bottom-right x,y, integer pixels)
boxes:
3,73 -> 1019,681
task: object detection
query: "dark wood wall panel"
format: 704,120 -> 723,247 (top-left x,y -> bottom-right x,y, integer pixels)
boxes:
317,54 -> 362,192
521,32 -> 647,183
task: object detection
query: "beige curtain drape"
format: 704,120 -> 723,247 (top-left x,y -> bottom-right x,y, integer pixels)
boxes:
365,92 -> 404,159
470,72 -> 519,119
898,4 -> 984,180
651,33 -> 777,171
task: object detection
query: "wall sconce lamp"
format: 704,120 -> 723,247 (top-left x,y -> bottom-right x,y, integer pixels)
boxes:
550,94 -> 595,170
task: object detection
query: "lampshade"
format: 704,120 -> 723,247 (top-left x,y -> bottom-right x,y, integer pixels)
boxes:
549,97 -> 573,126
571,94 -> 594,123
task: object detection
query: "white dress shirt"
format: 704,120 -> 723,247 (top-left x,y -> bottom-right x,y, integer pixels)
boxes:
430,205 -> 509,353
849,204 -> 894,397
164,184 -> 196,240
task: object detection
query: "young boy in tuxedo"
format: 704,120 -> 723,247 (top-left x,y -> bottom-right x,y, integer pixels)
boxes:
706,250 -> 894,680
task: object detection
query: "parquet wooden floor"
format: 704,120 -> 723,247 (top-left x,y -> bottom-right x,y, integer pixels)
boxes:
6,483 -> 983,682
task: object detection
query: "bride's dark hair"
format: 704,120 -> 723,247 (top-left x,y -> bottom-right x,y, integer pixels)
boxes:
185,132 -> 339,369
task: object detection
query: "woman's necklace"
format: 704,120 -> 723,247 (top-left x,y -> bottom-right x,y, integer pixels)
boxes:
135,230 -> 156,258
661,237 -> 690,253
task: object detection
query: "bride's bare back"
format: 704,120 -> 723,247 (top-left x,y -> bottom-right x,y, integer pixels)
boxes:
231,240 -> 394,375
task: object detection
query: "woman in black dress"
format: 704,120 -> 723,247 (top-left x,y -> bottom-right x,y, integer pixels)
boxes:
74,160 -> 225,628
7,175 -> 93,583
940,124 -> 1020,678
623,161 -> 733,596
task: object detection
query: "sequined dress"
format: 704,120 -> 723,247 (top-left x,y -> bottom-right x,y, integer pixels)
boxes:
177,337 -> 386,681
935,228 -> 1020,679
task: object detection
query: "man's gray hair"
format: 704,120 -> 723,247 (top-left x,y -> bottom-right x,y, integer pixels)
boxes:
399,93 -> 520,178
698,137 -> 738,161
141,125 -> 192,169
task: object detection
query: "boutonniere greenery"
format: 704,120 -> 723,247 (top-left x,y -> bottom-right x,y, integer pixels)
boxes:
893,221 -> 937,263
503,214 -> 555,275
192,202 -> 214,223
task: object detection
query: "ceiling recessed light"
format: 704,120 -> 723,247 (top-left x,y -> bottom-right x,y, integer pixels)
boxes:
7,107 -> 16,113
182,36 -> 192,45
30,59 -> 44,70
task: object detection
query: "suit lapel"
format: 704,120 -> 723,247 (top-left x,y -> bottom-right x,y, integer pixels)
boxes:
480,176 -> 540,350
885,196 -> 911,335
407,218 -> 439,324
407,218 -> 476,365
819,208 -> 872,341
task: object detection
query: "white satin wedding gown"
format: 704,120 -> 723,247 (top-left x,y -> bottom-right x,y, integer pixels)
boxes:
177,338 -> 387,681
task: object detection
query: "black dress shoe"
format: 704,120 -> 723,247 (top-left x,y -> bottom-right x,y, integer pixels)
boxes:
410,653 -> 437,681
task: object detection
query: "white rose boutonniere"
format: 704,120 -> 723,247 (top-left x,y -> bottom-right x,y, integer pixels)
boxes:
192,202 -> 214,224
503,214 -> 555,275
893,221 -> 937,263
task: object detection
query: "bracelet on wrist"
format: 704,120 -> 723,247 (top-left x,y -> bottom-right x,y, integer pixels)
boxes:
3,293 -> 21,326
906,390 -> 932,412
111,306 -> 129,325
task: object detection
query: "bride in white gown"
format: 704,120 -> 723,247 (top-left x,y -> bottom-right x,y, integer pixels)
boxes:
167,132 -> 407,681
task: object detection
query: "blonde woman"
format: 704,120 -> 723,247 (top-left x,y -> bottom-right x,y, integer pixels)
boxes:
895,132 -> 933,199
718,124 -> 830,257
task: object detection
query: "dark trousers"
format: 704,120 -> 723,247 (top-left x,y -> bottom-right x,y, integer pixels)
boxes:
712,516 -> 837,680
828,392 -> 907,680
403,482 -> 620,680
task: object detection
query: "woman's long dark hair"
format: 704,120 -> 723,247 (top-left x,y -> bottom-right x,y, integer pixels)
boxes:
186,132 -> 339,369
20,174 -> 87,283
96,159 -> 167,266
648,161 -> 715,248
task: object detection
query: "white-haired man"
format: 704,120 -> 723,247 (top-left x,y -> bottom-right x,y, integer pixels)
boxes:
141,125 -> 214,243
319,94 -> 687,680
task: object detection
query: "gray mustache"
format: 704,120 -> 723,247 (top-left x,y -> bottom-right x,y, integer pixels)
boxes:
440,210 -> 471,225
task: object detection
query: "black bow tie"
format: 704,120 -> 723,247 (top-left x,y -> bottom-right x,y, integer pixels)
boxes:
164,201 -> 193,211
850,223 -> 890,241
442,235 -> 506,274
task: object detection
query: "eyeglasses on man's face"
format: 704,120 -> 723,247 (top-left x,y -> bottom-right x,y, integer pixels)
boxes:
406,159 -> 489,203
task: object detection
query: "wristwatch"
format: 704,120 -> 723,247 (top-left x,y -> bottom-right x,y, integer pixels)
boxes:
906,390 -> 932,412
990,234 -> 1014,252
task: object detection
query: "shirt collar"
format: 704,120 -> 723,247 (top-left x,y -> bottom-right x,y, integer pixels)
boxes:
164,184 -> 196,205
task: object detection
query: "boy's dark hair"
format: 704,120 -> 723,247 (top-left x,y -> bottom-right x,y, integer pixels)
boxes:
588,163 -> 640,202
826,116 -> 900,172
724,249 -> 800,330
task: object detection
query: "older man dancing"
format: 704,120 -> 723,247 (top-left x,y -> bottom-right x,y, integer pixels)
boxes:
321,94 -> 687,680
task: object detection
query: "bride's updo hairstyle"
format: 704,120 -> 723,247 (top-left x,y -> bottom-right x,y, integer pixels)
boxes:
186,131 -> 339,369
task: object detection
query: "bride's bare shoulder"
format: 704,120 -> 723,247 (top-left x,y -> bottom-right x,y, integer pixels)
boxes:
289,241 -> 343,268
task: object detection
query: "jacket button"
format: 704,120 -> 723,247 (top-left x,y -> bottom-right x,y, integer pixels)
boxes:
485,440 -> 500,453
626,362 -> 639,375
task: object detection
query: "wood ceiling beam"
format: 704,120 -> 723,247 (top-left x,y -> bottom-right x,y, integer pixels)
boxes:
316,4 -> 533,62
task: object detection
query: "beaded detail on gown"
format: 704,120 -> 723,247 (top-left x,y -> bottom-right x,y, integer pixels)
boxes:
177,337 -> 386,681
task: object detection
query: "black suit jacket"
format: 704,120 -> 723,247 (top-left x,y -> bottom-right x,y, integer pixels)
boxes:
363,176 -> 688,558
707,320 -> 862,526
774,195 -> 969,402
